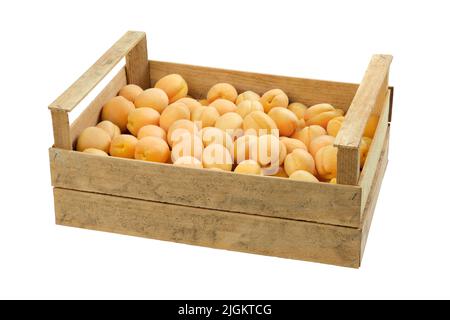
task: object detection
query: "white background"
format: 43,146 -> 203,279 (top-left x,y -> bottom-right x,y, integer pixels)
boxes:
1,0 -> 449,299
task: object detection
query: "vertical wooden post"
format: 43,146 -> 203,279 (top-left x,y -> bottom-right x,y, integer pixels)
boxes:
125,34 -> 150,89
51,109 -> 72,150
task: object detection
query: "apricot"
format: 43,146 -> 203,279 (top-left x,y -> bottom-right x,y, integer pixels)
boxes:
234,134 -> 258,164
360,137 -> 372,167
364,115 -> 379,139
198,99 -> 209,106
96,120 -> 120,140
309,135 -> 335,157
171,133 -> 203,162
214,112 -> 243,137
109,134 -> 138,159
273,166 -> 288,178
304,103 -> 344,128
257,134 -> 286,168
83,148 -> 109,156
279,137 -> 307,154
234,160 -> 261,175
209,98 -> 237,116
315,145 -> 338,180
260,89 -> 289,113
236,100 -> 264,119
173,156 -> 203,169
329,178 -> 337,184
135,136 -> 170,163
202,144 -> 233,171
76,127 -> 111,152
134,88 -> 169,113
327,116 -> 345,137
167,119 -> 199,147
243,111 -> 278,136
101,96 -> 135,132
291,125 -> 327,149
159,102 -> 190,132
289,170 -> 319,182
191,106 -> 220,128
127,107 -> 160,136
235,91 -> 260,105
177,97 -> 203,114
268,107 -> 298,137
137,124 -> 167,141
154,74 -> 188,103
207,83 -> 238,103
118,84 -> 143,103
288,102 -> 308,120
284,149 -> 316,177
201,127 -> 234,154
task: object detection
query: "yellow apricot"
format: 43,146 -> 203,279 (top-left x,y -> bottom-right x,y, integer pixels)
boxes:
327,116 -> 345,137
260,89 -> 289,113
135,136 -> 170,163
236,100 -> 264,119
173,156 -> 203,169
243,111 -> 278,136
315,145 -> 338,180
134,88 -> 169,113
171,133 -> 203,162
329,178 -> 337,184
234,160 -> 261,175
118,84 -> 143,103
154,74 -> 188,103
291,125 -> 327,149
76,127 -> 111,152
167,119 -> 199,147
288,102 -> 308,120
364,115 -> 379,138
127,107 -> 160,136
198,99 -> 209,106
305,103 -> 344,128
137,125 -> 167,141
257,134 -> 286,167
101,96 -> 135,132
96,120 -> 121,140
289,170 -> 319,182
191,106 -> 220,128
235,91 -> 260,105
309,135 -> 335,157
202,144 -> 233,171
214,112 -> 243,137
109,134 -> 138,159
284,149 -> 316,177
207,83 -> 238,103
83,148 -> 109,156
360,137 -> 372,168
201,127 -> 234,154
234,134 -> 258,164
209,98 -> 237,116
159,102 -> 190,132
268,107 -> 298,137
279,137 -> 307,154
273,166 -> 288,178
177,97 -> 203,114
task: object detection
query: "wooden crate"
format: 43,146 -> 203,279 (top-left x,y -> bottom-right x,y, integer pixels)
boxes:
49,31 -> 393,268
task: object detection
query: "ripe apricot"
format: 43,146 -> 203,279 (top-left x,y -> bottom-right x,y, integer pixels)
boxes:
83,148 -> 109,156
137,124 -> 167,141
234,160 -> 261,175
177,97 -> 203,113
207,83 -> 238,103
284,148 -> 316,177
304,103 -> 343,128
327,116 -> 345,137
260,89 -> 289,113
315,145 -> 338,180
289,170 -> 319,182
167,119 -> 199,147
96,120 -> 120,140
173,156 -> 203,169
127,107 -> 160,136
118,84 -> 143,103
234,134 -> 258,164
236,100 -> 264,119
191,106 -> 220,128
101,96 -> 135,132
309,135 -> 335,157
109,134 -> 138,159
201,127 -> 234,154
171,133 -> 203,162
243,111 -> 278,136
76,127 -> 111,153
209,98 -> 237,116
214,112 -> 243,137
154,74 -> 188,103
202,144 -> 233,171
235,91 -> 260,105
134,88 -> 169,113
159,102 -> 190,132
291,125 -> 326,149
288,102 -> 308,120
135,136 -> 170,163
279,137 -> 307,154
268,107 -> 298,137
257,134 -> 286,168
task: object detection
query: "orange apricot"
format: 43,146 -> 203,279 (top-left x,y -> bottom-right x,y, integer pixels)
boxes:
327,116 -> 345,137
315,145 -> 338,180
159,102 -> 190,132
234,160 -> 261,175
235,91 -> 260,105
289,170 -> 319,182
96,120 -> 121,140
191,106 -> 220,128
118,84 -> 143,103
134,136 -> 170,163
154,74 -> 188,103
268,107 -> 298,137
309,135 -> 335,157
236,100 -> 264,119
167,119 -> 199,147
134,88 -> 169,113
101,96 -> 135,132
260,89 -> 289,113
209,98 -> 237,116
76,127 -> 111,153
291,125 -> 327,149
284,148 -> 316,177
127,107 -> 160,136
83,148 -> 109,156
109,134 -> 138,159
279,137 -> 307,154
207,83 -> 238,103
202,144 -> 233,171
243,111 -> 278,136
137,124 -> 167,141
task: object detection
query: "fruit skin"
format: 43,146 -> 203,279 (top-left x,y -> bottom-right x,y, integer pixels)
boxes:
329,177 -> 337,184
360,137 -> 372,167
101,96 -> 135,132
202,144 -> 233,171
109,134 -> 138,159
96,120 -> 121,140
289,170 -> 319,182
207,83 -> 238,103
235,91 -> 260,105
135,136 -> 170,163
327,116 -> 345,137
268,107 -> 298,137
118,84 -> 143,103
243,111 -> 278,136
177,97 -> 203,113
214,112 -> 243,137
260,89 -> 289,113
198,99 -> 209,106
127,107 -> 160,136
159,102 -> 190,132
234,134 -> 258,164
304,103 -> 344,128
154,74 -> 188,103
76,127 -> 111,153
364,115 -> 379,138
236,100 -> 264,119
284,148 -> 316,177
134,88 -> 169,113
167,119 -> 199,147
309,135 -> 335,157
272,166 -> 288,177
173,156 -> 203,169
83,148 -> 109,156
257,134 -> 287,168
288,102 -> 308,120
201,127 -> 234,154
291,125 -> 327,149
315,145 -> 338,180
209,98 -> 237,116
234,160 -> 261,175
137,124 -> 167,141
191,106 -> 220,128
279,137 -> 307,154
171,133 -> 203,162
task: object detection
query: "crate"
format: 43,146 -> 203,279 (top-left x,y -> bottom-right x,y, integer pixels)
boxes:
49,31 -> 393,268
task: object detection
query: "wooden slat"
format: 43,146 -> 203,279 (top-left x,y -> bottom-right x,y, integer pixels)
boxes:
70,68 -> 127,147
51,110 -> 71,150
125,34 -> 150,89
337,147 -> 360,185
49,148 -> 362,227
53,188 -> 361,268
149,60 -> 359,111
49,31 -> 146,112
359,91 -> 390,209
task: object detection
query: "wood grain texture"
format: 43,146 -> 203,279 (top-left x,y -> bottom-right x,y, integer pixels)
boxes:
49,148 -> 362,227
359,91 -> 390,209
53,188 -> 361,268
51,110 -> 71,149
125,34 -> 150,89
336,147 -> 360,185
49,31 -> 146,112
70,68 -> 127,147
149,60 -> 359,110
